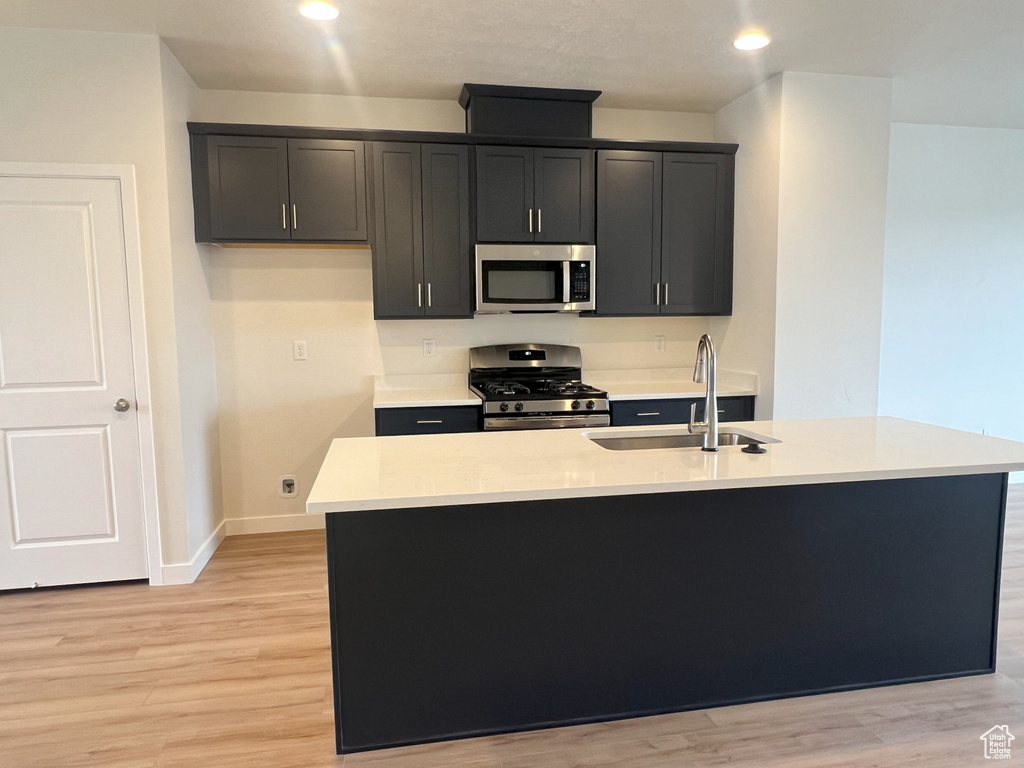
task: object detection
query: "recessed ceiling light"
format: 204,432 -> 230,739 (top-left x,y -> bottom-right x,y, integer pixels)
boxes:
300,1 -> 339,21
734,32 -> 770,51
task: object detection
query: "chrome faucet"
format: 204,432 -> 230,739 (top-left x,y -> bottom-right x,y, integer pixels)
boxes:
688,334 -> 718,452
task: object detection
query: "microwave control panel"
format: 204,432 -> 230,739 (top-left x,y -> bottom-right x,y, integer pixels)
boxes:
569,262 -> 591,302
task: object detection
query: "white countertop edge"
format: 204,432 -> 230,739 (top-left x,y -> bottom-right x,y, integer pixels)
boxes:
372,368 -> 759,408
373,394 -> 482,408
603,386 -> 757,401
306,462 -> 1023,515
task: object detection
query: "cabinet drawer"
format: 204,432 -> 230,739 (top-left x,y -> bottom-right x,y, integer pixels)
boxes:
375,406 -> 481,436
610,396 -> 754,427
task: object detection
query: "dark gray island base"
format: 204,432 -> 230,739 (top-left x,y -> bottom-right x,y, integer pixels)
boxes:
325,473 -> 1008,753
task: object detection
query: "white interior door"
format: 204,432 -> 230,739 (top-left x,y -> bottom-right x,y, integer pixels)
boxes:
0,174 -> 148,589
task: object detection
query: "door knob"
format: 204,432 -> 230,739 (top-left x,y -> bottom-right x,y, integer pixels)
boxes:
114,398 -> 131,412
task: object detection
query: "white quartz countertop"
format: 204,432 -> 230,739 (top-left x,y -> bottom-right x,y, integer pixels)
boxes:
373,368 -> 758,407
306,417 -> 1024,514
373,374 -> 480,408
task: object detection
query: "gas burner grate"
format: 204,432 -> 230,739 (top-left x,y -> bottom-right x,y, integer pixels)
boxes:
483,381 -> 531,396
546,382 -> 601,396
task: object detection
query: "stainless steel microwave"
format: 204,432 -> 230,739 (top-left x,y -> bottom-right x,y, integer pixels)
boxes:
475,244 -> 596,313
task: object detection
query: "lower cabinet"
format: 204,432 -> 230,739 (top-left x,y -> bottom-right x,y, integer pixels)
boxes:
611,396 -> 754,427
375,406 -> 481,436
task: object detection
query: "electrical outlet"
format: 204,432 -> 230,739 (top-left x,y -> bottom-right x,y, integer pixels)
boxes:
423,338 -> 435,357
293,340 -> 308,361
655,335 -> 666,353
279,475 -> 298,498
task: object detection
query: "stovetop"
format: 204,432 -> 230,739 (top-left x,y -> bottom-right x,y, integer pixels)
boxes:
475,379 -> 606,401
468,344 -> 611,419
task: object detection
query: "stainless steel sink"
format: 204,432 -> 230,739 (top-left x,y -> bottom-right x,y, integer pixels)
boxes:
587,430 -> 777,451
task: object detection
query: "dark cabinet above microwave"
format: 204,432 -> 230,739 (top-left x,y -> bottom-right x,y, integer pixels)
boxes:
476,146 -> 595,244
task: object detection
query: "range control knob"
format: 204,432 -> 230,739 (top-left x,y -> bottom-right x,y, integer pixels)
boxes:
571,400 -> 581,410
514,402 -> 524,412
586,400 -> 596,410
499,402 -> 509,412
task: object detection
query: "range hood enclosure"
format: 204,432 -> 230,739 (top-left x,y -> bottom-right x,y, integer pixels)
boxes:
459,84 -> 601,139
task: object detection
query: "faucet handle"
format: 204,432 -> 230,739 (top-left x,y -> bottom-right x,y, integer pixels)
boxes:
687,401 -> 700,434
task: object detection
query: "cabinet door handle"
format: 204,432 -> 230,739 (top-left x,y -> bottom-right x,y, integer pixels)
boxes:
427,283 -> 432,307
537,208 -> 542,232
528,208 -> 533,233
417,283 -> 422,308
282,204 -> 287,230
664,282 -> 669,305
637,412 -> 661,417
292,204 -> 298,230
416,420 -> 443,424
655,283 -> 661,306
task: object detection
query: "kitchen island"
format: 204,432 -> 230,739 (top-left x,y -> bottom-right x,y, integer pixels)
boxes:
307,417 -> 1024,754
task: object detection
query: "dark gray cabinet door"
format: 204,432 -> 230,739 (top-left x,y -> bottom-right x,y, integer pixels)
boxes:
476,147 -> 534,242
595,150 -> 662,315
661,153 -> 733,315
610,396 -> 755,426
287,139 -> 367,241
375,406 -> 481,436
371,143 -> 424,318
534,148 -> 595,244
421,145 -> 472,318
206,136 -> 290,241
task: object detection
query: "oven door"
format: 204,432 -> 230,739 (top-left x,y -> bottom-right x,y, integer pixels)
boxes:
475,244 -> 595,313
483,414 -> 611,431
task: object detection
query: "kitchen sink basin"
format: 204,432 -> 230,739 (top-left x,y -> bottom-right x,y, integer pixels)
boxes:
586,429 -> 778,451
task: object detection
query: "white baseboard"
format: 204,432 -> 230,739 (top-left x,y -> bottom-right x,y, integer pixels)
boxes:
158,519 -> 227,586
224,513 -> 326,536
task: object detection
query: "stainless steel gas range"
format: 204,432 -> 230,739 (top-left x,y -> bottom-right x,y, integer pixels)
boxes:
469,344 -> 610,431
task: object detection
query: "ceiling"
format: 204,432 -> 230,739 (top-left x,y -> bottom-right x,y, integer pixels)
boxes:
1,0 -> 1022,126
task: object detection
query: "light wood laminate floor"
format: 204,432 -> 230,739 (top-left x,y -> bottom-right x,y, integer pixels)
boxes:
2,488 -> 1023,767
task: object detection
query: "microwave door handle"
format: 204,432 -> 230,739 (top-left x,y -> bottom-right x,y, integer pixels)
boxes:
563,261 -> 571,304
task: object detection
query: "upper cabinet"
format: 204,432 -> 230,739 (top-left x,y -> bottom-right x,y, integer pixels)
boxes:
187,123 -> 736,319
287,139 -> 367,241
595,149 -> 733,316
191,135 -> 367,244
371,143 -> 472,319
476,146 -> 594,244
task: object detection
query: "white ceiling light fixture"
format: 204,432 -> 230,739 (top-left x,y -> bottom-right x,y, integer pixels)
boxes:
734,31 -> 771,51
300,1 -> 339,21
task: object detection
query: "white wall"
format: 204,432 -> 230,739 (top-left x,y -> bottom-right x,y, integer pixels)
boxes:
159,43 -> 225,558
593,108 -> 714,142
773,73 -> 893,419
194,90 -> 465,132
879,123 -> 1024,440
714,76 -> 783,418
0,27 -> 197,567
196,89 -> 723,525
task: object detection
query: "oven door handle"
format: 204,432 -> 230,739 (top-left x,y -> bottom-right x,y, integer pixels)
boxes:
484,414 -> 611,431
563,261 -> 571,304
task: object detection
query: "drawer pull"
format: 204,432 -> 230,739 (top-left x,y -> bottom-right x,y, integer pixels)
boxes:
637,412 -> 660,417
416,420 -> 443,424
